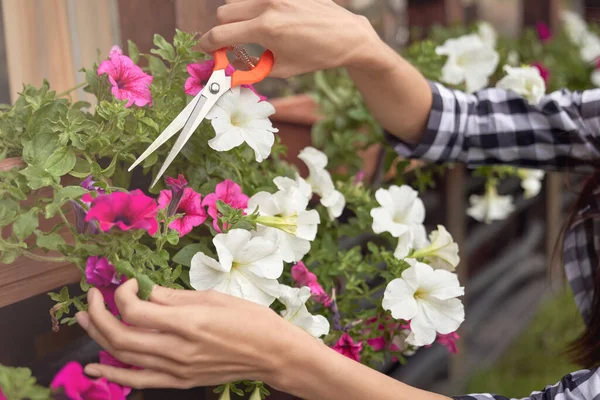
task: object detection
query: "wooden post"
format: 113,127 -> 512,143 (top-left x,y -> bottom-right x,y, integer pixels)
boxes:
521,0 -> 565,287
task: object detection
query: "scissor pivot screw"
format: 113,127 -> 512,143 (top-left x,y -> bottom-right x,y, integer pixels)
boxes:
209,83 -> 220,94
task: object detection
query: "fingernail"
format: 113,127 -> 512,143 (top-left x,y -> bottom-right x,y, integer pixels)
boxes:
84,365 -> 101,377
75,312 -> 90,330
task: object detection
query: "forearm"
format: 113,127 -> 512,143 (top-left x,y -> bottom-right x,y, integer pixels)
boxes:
269,329 -> 450,400
346,34 -> 433,145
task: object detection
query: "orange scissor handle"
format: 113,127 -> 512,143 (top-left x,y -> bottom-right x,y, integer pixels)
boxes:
212,48 -> 275,88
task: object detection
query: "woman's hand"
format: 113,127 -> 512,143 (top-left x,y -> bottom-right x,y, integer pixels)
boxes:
200,0 -> 385,78
75,279 -> 313,390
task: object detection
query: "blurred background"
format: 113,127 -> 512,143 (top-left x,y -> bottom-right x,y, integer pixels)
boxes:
0,0 -> 593,398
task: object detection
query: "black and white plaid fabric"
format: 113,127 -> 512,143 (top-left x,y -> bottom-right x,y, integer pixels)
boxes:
388,82 -> 600,399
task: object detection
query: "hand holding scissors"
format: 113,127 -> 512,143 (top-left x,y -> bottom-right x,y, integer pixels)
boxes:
129,47 -> 275,187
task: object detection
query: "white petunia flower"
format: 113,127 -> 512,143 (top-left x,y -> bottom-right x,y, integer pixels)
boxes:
579,31 -> 600,63
477,21 -> 497,48
382,259 -> 464,346
189,229 -> 283,306
561,10 -> 588,45
278,285 -> 330,338
411,225 -> 460,271
298,147 -> 346,220
592,69 -> 600,87
371,185 -> 425,240
393,224 -> 428,260
248,187 -> 320,263
467,184 -> 515,224
507,50 -> 520,66
435,33 -> 499,93
273,175 -> 312,200
496,65 -> 546,104
207,87 -> 278,163
518,169 -> 545,198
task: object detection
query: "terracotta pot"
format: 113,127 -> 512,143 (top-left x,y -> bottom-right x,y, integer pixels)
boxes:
0,157 -> 80,308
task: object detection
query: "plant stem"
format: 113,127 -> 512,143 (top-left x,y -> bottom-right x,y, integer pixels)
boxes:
24,251 -> 67,263
56,82 -> 87,98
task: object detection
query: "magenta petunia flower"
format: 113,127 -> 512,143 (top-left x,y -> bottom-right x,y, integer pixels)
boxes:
98,45 -> 153,108
532,62 -> 550,86
85,256 -> 126,316
536,21 -> 552,43
85,189 -> 159,236
164,174 -> 188,217
185,60 -> 267,101
291,261 -> 331,307
0,389 -> 6,400
51,362 -> 127,400
435,331 -> 460,354
202,180 -> 249,232
158,187 -> 207,237
332,333 -> 363,362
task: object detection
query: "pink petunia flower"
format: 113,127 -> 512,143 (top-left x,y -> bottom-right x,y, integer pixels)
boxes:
202,180 -> 249,232
332,333 -> 363,362
164,174 -> 189,217
436,332 -> 460,354
291,262 -> 331,307
536,21 -> 552,43
98,45 -> 153,108
0,389 -> 6,400
85,190 -> 159,236
51,362 -> 128,400
532,62 -> 550,86
85,256 -> 126,316
185,60 -> 267,101
99,350 -> 140,396
158,187 -> 207,237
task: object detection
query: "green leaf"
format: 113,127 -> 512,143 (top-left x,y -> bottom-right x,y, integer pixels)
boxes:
13,208 -> 39,241
35,230 -> 65,251
139,116 -> 159,133
0,364 -> 51,400
22,132 -> 59,166
0,199 -> 19,226
166,229 -> 180,245
172,243 -> 214,267
151,34 -> 176,61
147,55 -> 169,78
69,157 -> 91,178
136,273 -> 155,300
19,165 -> 59,190
56,186 -> 87,203
43,147 -> 76,176
128,39 -> 140,64
142,151 -> 158,168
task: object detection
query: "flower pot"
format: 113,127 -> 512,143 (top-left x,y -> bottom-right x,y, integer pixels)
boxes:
0,157 -> 80,309
270,94 -> 383,183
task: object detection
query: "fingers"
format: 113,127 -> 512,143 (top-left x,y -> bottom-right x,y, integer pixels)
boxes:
84,364 -> 191,390
216,2 -> 266,25
114,280 -> 184,331
83,288 -> 190,361
149,283 -> 213,306
200,20 -> 262,53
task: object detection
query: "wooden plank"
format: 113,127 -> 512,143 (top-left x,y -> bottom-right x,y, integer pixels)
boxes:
175,0 -> 221,34
445,164 -> 469,393
407,0 -> 446,39
117,0 -> 177,56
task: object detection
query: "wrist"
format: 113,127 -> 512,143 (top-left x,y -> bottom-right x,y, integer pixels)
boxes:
345,17 -> 398,75
263,323 -> 328,397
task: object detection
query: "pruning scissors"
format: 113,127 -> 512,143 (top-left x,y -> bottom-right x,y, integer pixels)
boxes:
129,47 -> 275,188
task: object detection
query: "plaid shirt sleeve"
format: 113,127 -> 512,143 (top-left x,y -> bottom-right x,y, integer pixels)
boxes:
387,81 -> 600,172
453,368 -> 600,399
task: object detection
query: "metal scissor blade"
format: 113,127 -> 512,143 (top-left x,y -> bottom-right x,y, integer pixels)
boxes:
129,92 -> 204,172
150,93 -> 217,187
